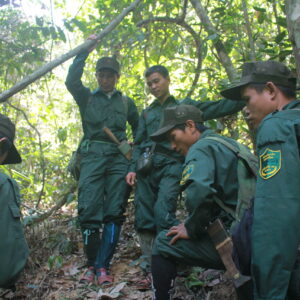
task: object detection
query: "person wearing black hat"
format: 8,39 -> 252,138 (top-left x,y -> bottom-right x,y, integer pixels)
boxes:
149,105 -> 256,300
0,114 -> 29,290
65,38 -> 139,285
221,61 -> 300,300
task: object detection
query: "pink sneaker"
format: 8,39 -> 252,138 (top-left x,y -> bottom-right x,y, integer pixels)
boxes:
79,266 -> 95,284
96,268 -> 113,286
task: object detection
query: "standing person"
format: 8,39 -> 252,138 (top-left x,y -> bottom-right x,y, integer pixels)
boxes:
221,60 -> 300,300
65,44 -> 139,285
0,114 -> 29,290
125,65 -> 245,286
150,105 -> 256,300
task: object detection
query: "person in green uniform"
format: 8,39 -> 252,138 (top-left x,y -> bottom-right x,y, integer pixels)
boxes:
149,104 -> 255,300
125,65 -> 245,286
221,61 -> 300,300
65,44 -> 139,285
0,114 -> 29,290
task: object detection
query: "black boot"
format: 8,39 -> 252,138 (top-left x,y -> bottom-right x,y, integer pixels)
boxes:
152,255 -> 177,300
82,228 -> 100,267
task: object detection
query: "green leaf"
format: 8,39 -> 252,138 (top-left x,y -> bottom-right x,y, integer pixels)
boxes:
35,17 -> 44,27
277,17 -> 287,28
258,12 -> 265,24
41,27 -> 50,38
71,18 -> 87,32
63,19 -> 73,32
279,49 -> 293,61
57,128 -> 67,143
275,31 -> 286,44
253,6 -> 266,12
57,27 -> 66,42
51,26 -> 58,39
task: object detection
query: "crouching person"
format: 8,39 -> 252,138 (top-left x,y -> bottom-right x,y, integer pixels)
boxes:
0,114 -> 29,290
150,105 -> 256,300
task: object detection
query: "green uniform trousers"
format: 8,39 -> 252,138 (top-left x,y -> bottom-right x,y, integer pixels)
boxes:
135,158 -> 182,233
153,229 -> 223,269
78,142 -> 129,229
153,230 -> 252,300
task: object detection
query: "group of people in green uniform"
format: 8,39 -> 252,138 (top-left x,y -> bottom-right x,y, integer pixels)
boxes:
2,36 -> 300,300
64,37 -> 300,300
148,61 -> 300,300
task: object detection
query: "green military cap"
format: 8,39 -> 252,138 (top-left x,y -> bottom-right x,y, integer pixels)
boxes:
96,56 -> 120,74
151,105 -> 204,142
0,114 -> 21,164
221,61 -> 296,101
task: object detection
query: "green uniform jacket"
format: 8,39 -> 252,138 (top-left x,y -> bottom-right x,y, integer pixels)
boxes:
0,173 -> 29,288
65,52 -> 139,144
180,129 -> 239,240
252,100 -> 300,300
130,96 -> 245,172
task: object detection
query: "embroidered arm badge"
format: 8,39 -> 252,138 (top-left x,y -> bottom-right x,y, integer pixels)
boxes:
259,148 -> 281,179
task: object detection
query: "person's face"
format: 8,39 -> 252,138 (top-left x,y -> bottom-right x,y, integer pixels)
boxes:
242,85 -> 277,129
146,72 -> 170,102
168,122 -> 197,156
96,69 -> 119,92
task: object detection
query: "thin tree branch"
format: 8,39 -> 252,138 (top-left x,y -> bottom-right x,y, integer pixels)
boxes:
272,0 -> 281,36
180,0 -> 189,21
190,0 -> 237,82
285,0 -> 300,80
241,0 -> 256,61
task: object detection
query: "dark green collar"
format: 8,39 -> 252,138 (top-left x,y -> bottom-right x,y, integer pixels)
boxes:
92,88 -> 120,97
152,95 -> 178,107
282,99 -> 300,110
199,129 -> 215,140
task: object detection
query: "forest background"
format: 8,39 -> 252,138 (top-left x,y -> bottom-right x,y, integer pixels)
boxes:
0,0 -> 299,298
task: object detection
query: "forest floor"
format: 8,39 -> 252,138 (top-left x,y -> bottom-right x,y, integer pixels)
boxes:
0,200 -> 237,300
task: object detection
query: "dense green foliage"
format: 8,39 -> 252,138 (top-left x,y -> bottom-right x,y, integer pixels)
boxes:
0,0 -> 295,216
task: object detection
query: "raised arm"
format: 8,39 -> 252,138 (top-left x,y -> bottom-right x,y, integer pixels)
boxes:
65,51 -> 91,111
182,97 -> 245,121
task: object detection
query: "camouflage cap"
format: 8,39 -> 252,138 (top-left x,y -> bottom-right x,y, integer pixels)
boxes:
0,114 -> 21,164
96,56 -> 120,74
150,105 -> 204,142
221,61 -> 296,101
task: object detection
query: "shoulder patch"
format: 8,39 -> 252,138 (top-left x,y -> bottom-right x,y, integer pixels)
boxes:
180,164 -> 194,185
259,148 -> 281,179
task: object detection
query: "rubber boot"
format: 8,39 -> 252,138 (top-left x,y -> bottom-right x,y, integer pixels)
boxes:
152,255 -> 177,300
82,229 -> 100,267
235,280 -> 253,300
95,222 -> 121,270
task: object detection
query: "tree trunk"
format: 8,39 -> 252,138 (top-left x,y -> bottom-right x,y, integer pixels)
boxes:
285,0 -> 300,80
241,0 -> 256,61
0,0 -> 142,103
189,0 -> 237,81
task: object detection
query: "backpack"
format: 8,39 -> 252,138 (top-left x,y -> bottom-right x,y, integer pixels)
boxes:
204,136 -> 258,275
67,94 -> 129,181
